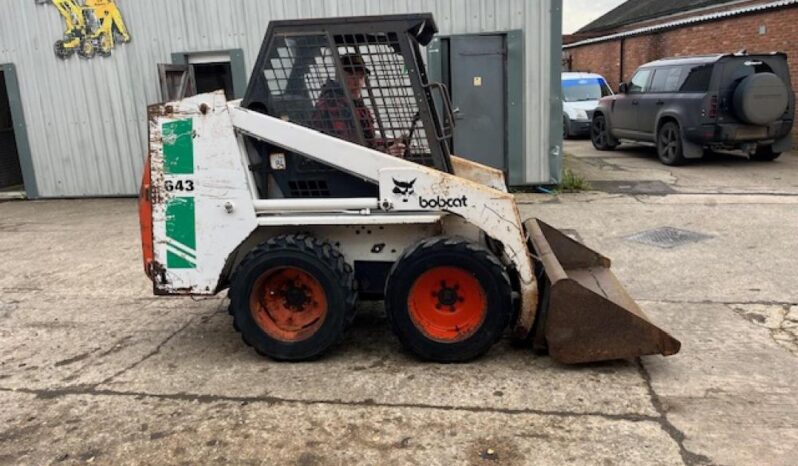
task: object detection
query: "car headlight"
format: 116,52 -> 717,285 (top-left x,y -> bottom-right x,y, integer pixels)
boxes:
574,109 -> 589,121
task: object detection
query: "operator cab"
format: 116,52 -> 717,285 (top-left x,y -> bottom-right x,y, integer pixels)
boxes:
242,14 -> 455,199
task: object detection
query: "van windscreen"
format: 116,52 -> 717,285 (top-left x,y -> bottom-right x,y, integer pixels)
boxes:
562,78 -> 612,102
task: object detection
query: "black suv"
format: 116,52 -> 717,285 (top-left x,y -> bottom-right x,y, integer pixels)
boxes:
591,53 -> 795,165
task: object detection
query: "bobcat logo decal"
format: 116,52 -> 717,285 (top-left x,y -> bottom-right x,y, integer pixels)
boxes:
392,178 -> 417,203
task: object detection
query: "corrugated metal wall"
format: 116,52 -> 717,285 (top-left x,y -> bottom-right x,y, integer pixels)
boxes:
0,0 -> 557,197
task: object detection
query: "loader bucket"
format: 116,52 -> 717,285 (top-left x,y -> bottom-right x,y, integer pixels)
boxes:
525,219 -> 681,364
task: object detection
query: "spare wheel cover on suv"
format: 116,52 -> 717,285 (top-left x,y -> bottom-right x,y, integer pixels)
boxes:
732,72 -> 789,126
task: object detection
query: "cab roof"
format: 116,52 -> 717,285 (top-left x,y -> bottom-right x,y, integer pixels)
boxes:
264,13 -> 438,46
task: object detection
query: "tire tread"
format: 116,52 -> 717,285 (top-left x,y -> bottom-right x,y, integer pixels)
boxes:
385,236 -> 512,362
228,233 -> 357,359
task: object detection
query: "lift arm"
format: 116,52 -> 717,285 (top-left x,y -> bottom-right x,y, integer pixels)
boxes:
51,0 -> 85,35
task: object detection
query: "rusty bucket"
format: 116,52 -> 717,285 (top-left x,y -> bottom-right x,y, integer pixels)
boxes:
525,219 -> 681,364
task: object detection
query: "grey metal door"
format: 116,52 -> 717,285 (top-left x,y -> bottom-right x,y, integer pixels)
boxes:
611,94 -> 639,134
0,70 -> 23,190
612,68 -> 651,134
450,36 -> 506,170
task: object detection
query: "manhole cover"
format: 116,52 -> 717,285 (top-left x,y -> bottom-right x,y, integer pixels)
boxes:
625,227 -> 712,249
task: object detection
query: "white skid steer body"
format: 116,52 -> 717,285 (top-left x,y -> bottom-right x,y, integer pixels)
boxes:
139,92 -> 680,364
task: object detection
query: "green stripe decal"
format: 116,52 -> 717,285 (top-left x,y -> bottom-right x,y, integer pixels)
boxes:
166,197 -> 196,269
168,239 -> 196,260
167,246 -> 196,268
163,119 -> 194,175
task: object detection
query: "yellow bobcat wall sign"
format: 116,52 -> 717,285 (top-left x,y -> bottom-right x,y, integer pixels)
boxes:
41,0 -> 131,59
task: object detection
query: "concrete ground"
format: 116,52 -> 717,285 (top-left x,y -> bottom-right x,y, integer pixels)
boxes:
1,142 -> 797,465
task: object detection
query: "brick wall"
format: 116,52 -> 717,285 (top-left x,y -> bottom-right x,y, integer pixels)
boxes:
565,5 -> 798,144
609,0 -> 774,34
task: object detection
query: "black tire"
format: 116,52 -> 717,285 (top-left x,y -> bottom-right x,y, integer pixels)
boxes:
591,114 -> 617,150
656,121 -> 687,166
563,116 -> 571,140
228,234 -> 356,361
750,145 -> 782,162
54,40 -> 75,59
385,237 -> 512,362
78,40 -> 95,59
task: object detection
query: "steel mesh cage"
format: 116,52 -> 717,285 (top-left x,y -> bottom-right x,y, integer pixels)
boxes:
243,15 -> 451,174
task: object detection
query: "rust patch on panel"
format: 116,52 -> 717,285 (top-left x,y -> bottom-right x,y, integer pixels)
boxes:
525,219 -> 681,364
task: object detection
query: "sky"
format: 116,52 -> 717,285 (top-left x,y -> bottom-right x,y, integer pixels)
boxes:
563,0 -> 627,34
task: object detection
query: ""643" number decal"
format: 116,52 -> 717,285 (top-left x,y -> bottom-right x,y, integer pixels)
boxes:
164,179 -> 195,192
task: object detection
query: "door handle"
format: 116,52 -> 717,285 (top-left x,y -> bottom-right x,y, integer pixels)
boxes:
632,100 -> 639,105
656,100 -> 665,106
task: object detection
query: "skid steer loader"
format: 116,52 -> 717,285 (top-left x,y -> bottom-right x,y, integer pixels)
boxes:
139,14 -> 680,363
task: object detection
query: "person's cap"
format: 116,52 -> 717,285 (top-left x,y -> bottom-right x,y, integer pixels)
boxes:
340,53 -> 370,75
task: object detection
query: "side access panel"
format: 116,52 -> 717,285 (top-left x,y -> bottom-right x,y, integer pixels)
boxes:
147,92 -> 257,294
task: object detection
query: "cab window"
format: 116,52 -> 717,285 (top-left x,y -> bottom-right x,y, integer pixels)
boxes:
629,69 -> 652,93
562,77 -> 613,102
680,64 -> 713,92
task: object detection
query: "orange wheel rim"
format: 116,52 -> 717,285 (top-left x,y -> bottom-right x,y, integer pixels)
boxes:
249,267 -> 328,342
407,266 -> 487,342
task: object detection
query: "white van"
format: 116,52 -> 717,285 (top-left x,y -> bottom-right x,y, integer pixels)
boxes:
562,72 -> 613,138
